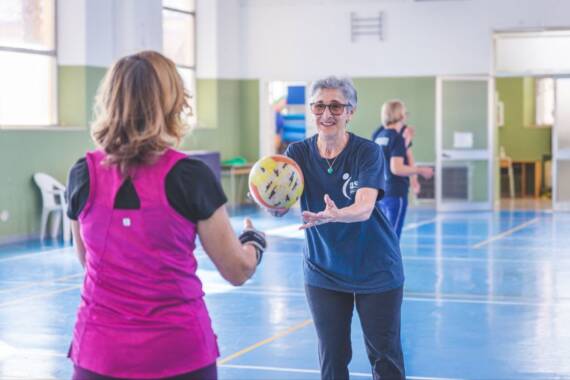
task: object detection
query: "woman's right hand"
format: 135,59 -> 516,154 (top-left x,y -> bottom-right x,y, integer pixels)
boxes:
239,218 -> 267,265
418,167 -> 434,179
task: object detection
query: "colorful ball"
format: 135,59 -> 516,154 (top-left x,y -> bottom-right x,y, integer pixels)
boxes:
248,155 -> 304,210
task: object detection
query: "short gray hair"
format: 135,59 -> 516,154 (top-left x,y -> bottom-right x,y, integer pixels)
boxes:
309,76 -> 357,109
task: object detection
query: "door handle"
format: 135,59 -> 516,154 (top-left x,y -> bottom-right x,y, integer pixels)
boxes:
442,153 -> 451,158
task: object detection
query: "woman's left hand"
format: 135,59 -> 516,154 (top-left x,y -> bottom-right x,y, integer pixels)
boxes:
300,194 -> 340,230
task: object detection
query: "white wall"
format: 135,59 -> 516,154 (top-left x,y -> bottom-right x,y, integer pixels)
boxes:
58,0 -> 162,67
57,0 -> 87,65
196,0 -> 218,78
58,0 -> 570,76
213,0 -> 570,80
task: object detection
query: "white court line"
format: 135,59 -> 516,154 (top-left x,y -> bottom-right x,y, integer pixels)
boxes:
401,255 -> 570,264
214,287 -> 570,306
471,218 -> 540,249
2,282 -> 567,309
0,247 -> 72,263
0,273 -> 83,294
0,285 -> 81,309
266,250 -> 570,262
401,243 -> 570,253
265,217 -> 439,239
265,224 -> 304,239
402,217 -> 439,231
220,364 -> 464,380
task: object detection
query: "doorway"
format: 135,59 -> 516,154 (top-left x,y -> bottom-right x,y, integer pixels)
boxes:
495,76 -> 553,210
259,81 -> 309,158
435,76 -> 494,211
494,30 -> 570,211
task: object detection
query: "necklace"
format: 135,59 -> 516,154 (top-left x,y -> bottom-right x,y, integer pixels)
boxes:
319,132 -> 349,175
325,156 -> 338,175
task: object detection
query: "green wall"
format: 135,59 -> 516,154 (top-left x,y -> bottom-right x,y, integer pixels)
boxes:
0,69 -> 260,242
0,131 -> 94,241
0,65 -> 103,242
352,77 -> 436,163
497,77 -> 551,161
58,66 -> 108,126
181,79 -> 259,162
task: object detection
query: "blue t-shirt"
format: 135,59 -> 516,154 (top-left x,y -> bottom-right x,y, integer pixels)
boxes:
285,133 -> 404,293
371,126 -> 409,197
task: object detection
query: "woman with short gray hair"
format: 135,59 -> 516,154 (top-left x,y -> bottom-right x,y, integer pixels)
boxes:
278,76 -> 406,379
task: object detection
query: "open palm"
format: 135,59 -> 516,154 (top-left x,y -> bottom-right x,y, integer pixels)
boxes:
300,194 -> 340,230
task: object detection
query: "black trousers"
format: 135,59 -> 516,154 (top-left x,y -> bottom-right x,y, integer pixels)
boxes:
305,285 -> 405,380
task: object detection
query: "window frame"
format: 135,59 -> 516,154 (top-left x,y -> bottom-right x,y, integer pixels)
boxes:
0,0 -> 59,130
162,2 -> 197,127
534,77 -> 555,129
162,5 -> 196,71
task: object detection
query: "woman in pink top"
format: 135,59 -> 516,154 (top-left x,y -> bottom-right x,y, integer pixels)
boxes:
66,51 -> 266,380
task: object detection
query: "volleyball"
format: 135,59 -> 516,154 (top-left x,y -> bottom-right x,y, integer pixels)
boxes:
248,155 -> 304,210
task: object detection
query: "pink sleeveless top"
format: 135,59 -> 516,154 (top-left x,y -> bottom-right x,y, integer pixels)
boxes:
70,149 -> 219,378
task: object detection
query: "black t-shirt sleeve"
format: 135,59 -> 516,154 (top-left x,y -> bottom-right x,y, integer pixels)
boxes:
66,156 -> 227,223
166,158 -> 228,223
66,158 -> 90,220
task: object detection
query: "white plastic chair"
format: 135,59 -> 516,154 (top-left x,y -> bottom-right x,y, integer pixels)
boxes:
33,173 -> 71,243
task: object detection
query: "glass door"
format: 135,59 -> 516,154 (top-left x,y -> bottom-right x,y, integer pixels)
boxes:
553,78 -> 570,211
436,77 -> 494,211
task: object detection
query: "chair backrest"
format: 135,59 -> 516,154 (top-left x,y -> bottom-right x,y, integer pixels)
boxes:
33,173 -> 66,210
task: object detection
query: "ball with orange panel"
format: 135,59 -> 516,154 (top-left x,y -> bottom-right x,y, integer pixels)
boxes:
248,155 -> 304,210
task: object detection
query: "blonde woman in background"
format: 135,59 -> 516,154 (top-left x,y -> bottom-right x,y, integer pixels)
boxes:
372,100 -> 433,238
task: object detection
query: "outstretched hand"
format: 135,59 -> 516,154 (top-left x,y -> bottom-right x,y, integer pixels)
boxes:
300,194 -> 340,230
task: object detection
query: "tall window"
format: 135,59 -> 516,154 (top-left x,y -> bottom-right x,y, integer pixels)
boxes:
162,0 -> 196,125
0,0 -> 57,127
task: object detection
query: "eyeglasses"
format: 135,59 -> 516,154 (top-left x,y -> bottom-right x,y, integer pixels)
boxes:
310,102 -> 350,116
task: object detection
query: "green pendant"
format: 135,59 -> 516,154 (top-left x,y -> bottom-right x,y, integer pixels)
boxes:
327,167 -> 333,175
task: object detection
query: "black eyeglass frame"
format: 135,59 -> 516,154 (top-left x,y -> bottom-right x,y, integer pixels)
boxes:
309,102 -> 351,116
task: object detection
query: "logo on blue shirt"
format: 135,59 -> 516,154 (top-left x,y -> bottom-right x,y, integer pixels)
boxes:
342,172 -> 359,200
375,136 -> 389,146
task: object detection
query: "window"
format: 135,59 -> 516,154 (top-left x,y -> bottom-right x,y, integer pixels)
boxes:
162,0 -> 196,126
0,0 -> 57,127
536,78 -> 555,127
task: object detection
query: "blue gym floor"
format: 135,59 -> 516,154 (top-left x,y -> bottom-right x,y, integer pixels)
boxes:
1,207 -> 569,379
